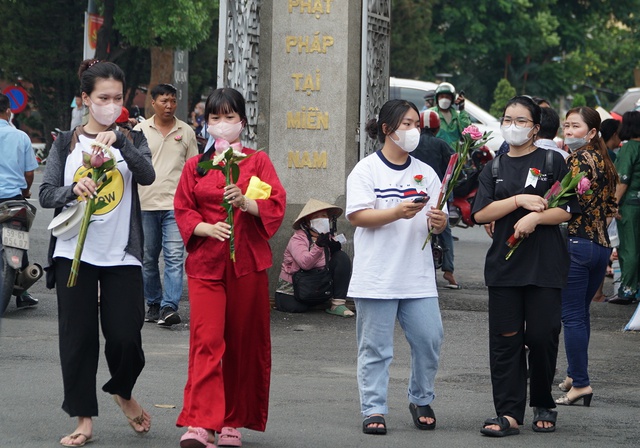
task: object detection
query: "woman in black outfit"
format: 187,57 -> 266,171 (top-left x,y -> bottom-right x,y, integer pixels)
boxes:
472,96 -> 579,437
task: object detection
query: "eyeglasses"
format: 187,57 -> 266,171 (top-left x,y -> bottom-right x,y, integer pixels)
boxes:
500,117 -> 534,128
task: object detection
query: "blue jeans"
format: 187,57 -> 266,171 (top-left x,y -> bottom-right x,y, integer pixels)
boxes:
142,210 -> 185,311
562,237 -> 611,387
355,297 -> 443,417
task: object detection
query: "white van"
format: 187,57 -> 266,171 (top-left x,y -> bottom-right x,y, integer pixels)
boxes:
389,77 -> 504,153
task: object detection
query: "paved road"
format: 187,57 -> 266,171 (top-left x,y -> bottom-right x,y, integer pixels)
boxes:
1,169 -> 639,447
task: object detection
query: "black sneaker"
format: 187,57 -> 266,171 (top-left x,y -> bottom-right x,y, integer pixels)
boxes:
16,292 -> 38,309
157,306 -> 181,327
145,303 -> 161,322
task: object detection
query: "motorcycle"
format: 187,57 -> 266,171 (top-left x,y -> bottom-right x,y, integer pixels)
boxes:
431,233 -> 444,270
0,200 -> 43,314
448,145 -> 493,228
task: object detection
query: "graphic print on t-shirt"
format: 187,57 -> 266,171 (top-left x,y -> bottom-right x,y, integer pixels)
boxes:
375,183 -> 431,203
72,166 -> 124,215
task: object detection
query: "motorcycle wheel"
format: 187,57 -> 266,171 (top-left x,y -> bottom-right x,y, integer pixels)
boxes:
0,251 -> 17,315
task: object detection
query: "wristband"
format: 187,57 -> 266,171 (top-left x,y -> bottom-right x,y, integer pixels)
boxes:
514,195 -> 518,208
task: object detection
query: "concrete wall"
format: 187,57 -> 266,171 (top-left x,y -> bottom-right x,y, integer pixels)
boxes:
259,1 -> 362,294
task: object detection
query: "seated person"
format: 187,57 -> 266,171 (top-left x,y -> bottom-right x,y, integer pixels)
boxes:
276,199 -> 354,317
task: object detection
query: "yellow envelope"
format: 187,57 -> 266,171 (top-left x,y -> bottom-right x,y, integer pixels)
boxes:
245,176 -> 272,200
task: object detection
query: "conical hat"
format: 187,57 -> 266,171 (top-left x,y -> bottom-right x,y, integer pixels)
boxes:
293,199 -> 343,229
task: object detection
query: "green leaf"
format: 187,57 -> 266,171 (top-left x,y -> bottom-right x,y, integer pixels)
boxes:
101,159 -> 116,171
198,160 -> 225,172
560,171 -> 573,189
96,176 -> 113,194
230,163 -> 240,184
93,201 -> 109,211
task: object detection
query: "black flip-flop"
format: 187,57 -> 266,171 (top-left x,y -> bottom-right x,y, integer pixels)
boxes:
409,403 -> 436,430
532,407 -> 557,433
480,416 -> 520,437
362,415 -> 387,435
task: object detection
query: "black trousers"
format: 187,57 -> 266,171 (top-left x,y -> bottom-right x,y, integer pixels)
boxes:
328,250 -> 352,299
54,258 -> 145,417
488,286 -> 561,424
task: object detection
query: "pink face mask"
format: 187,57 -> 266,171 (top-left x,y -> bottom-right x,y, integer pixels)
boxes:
207,121 -> 243,143
89,101 -> 122,126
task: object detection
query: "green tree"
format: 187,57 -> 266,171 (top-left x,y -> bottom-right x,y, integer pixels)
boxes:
399,0 -> 640,111
0,0 -> 85,141
94,0 -> 218,115
571,93 -> 587,108
390,0 -> 436,79
187,18 -> 219,111
490,79 -> 516,118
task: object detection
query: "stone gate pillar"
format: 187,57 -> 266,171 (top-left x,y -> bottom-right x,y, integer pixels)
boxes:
218,0 -> 390,293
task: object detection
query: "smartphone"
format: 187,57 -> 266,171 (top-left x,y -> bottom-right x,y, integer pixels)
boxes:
413,196 -> 428,203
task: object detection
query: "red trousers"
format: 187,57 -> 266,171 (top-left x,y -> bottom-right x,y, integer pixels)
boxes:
176,264 -> 271,432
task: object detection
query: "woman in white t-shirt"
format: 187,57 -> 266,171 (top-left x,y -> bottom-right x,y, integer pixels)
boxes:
39,59 -> 155,447
346,99 -> 448,435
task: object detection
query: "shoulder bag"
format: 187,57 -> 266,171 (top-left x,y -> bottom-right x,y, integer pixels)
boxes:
292,248 -> 333,305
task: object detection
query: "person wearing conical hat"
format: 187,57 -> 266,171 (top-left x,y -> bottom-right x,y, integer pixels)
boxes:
276,199 -> 354,317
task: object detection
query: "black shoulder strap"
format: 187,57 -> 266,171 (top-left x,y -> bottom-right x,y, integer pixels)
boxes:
492,153 -> 502,178
492,150 -> 554,182
545,149 -> 554,183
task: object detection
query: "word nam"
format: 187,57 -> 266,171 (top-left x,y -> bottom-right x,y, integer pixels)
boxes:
292,71 -> 321,95
286,32 -> 334,54
288,151 -> 327,169
288,0 -> 334,18
286,107 -> 329,130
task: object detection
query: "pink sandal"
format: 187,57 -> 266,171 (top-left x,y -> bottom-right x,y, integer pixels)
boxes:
180,427 -> 215,448
218,427 -> 242,447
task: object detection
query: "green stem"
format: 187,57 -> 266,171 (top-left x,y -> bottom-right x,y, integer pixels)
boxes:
67,197 -> 94,287
505,238 -> 524,260
421,146 -> 470,251
225,168 -> 236,262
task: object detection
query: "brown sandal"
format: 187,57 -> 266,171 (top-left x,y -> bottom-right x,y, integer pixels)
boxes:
113,395 -> 150,433
60,432 -> 93,447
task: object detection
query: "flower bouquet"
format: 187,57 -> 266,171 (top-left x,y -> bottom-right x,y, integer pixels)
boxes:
421,125 -> 492,250
67,142 -> 118,287
504,171 -> 592,260
197,139 -> 260,262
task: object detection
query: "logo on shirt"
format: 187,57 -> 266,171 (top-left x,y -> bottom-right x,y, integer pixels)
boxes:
73,168 -> 124,215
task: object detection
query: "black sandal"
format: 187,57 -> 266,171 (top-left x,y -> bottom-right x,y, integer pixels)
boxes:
362,415 -> 387,435
480,416 -> 520,437
409,403 -> 436,430
532,407 -> 557,433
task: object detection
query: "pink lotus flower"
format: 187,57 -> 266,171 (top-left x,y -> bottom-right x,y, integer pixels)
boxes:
90,152 -> 105,168
214,138 -> 231,154
174,135 -> 182,141
577,177 -> 591,195
462,125 -> 483,141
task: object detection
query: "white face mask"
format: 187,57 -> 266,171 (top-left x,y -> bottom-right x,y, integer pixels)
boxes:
392,127 -> 421,153
207,121 -> 243,142
438,98 -> 452,110
89,101 -> 122,126
564,137 -> 589,152
309,217 -> 330,234
501,124 -> 533,147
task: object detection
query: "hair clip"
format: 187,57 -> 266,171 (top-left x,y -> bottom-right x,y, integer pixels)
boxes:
88,60 -> 101,68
